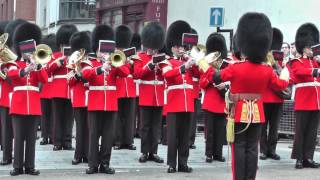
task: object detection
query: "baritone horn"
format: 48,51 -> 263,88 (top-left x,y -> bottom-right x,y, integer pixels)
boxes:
198,51 -> 222,72
0,33 -> 18,62
34,44 -> 52,65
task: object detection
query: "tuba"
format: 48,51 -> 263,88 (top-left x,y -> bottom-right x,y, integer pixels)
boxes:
110,50 -> 126,67
0,33 -> 18,79
34,44 -> 52,65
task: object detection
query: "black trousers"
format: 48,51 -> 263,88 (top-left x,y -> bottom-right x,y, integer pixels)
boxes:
292,110 -> 320,160
74,108 -> 89,160
52,98 -> 74,147
189,99 -> 200,146
205,111 -> 226,157
115,98 -> 136,145
140,106 -> 162,154
12,115 -> 39,169
260,103 -> 282,155
167,112 -> 192,167
134,98 -> 140,137
232,123 -> 261,180
40,99 -> 52,139
0,107 -> 13,161
88,111 -> 116,168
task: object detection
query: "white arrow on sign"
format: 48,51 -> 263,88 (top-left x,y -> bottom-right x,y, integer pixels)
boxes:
212,9 -> 222,25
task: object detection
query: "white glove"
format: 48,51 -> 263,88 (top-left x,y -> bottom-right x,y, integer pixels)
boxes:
280,66 -> 290,81
102,62 -> 111,72
184,58 -> 195,69
25,62 -> 36,73
215,83 -> 226,90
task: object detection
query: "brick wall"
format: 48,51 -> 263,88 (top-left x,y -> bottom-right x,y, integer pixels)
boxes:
0,0 -> 36,22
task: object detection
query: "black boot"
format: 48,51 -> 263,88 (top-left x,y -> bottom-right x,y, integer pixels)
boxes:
10,168 -> 23,176
0,159 -> 12,165
167,166 -> 176,173
178,165 -> 192,173
139,154 -> 148,163
295,160 -> 303,169
72,158 -> 82,165
86,167 -> 98,174
99,164 -> 115,174
40,138 -> 48,145
25,168 -> 40,175
303,159 -> 320,168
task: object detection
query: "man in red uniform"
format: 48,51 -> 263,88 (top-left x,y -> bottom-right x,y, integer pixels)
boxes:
260,28 -> 285,161
201,13 -> 289,180
83,24 -> 129,174
39,34 -> 57,145
200,32 -> 228,163
8,22 -> 48,176
159,20 -> 196,173
291,23 -> 320,169
48,24 -> 78,151
69,31 -> 91,165
114,25 -> 136,150
134,21 -> 165,163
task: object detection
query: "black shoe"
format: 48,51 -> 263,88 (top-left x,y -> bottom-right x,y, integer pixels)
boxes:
167,166 -> 176,173
268,153 -> 280,160
48,138 -> 53,144
295,160 -> 303,169
139,154 -> 148,163
189,144 -> 196,149
0,159 -> 12,165
53,145 -> 62,151
127,144 -> 136,150
72,158 -> 82,165
148,154 -> 164,163
303,159 -> 320,168
99,164 -> 115,174
10,168 -> 23,176
63,145 -> 74,150
206,156 -> 213,163
86,167 -> 98,174
25,168 -> 40,175
113,145 -> 122,150
259,153 -> 268,160
82,157 -> 88,163
40,138 -> 48,145
178,165 -> 192,173
213,155 -> 226,162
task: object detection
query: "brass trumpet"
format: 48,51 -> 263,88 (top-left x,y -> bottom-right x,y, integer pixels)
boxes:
110,50 -> 126,67
34,44 -> 52,65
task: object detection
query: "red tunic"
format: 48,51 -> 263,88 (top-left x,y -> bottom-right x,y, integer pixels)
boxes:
81,59 -> 130,111
116,63 -> 136,98
191,66 -> 200,99
291,57 -> 320,110
0,63 -> 14,108
7,60 -> 48,115
134,52 -> 165,107
208,61 -> 288,123
69,75 -> 88,108
40,58 -> 55,99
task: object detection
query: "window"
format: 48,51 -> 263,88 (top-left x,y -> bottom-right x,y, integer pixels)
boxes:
60,0 -> 96,20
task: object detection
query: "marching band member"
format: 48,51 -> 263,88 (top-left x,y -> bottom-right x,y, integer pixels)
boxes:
114,25 -> 136,150
69,32 -> 91,165
83,24 -> 129,174
134,21 -> 165,163
200,33 -> 228,163
8,22 -> 48,176
48,24 -> 78,151
291,23 -> 320,169
159,20 -> 196,173
199,13 -> 289,179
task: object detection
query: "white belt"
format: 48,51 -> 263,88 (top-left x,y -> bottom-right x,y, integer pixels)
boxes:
295,82 -> 320,88
134,79 -> 140,84
14,86 -> 39,92
53,75 -> 67,79
48,77 -> 53,82
192,77 -> 199,82
140,80 -> 164,85
167,84 -> 193,93
89,86 -> 117,91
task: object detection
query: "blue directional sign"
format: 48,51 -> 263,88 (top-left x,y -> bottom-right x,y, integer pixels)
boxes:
210,7 -> 224,27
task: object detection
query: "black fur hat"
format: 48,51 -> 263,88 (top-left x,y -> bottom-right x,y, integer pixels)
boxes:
236,12 -> 272,63
4,19 -> 27,48
191,28 -> 197,34
56,24 -> 78,47
206,33 -> 228,59
42,34 -> 58,52
130,33 -> 141,51
70,31 -> 91,53
232,34 -> 241,59
91,25 -> 114,52
115,25 -> 132,49
0,21 -> 9,34
271,28 -> 283,51
166,20 -> 191,51
12,22 -> 42,58
295,23 -> 319,54
141,21 -> 165,50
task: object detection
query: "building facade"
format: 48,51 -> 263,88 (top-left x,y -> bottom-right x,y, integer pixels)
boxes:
96,0 -> 168,33
0,0 -> 36,22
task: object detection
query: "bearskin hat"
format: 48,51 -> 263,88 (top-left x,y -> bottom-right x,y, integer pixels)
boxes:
236,12 -> 273,63
12,22 -> 42,58
91,25 -> 114,52
42,34 -> 58,52
115,25 -> 132,49
56,24 -> 78,47
0,21 -> 9,34
232,34 -> 241,59
295,23 -> 319,54
270,28 -> 283,51
191,28 -> 197,34
206,33 -> 228,59
130,33 -> 141,51
70,31 -> 91,53
165,20 -> 191,51
4,19 -> 27,48
141,21 -> 165,50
